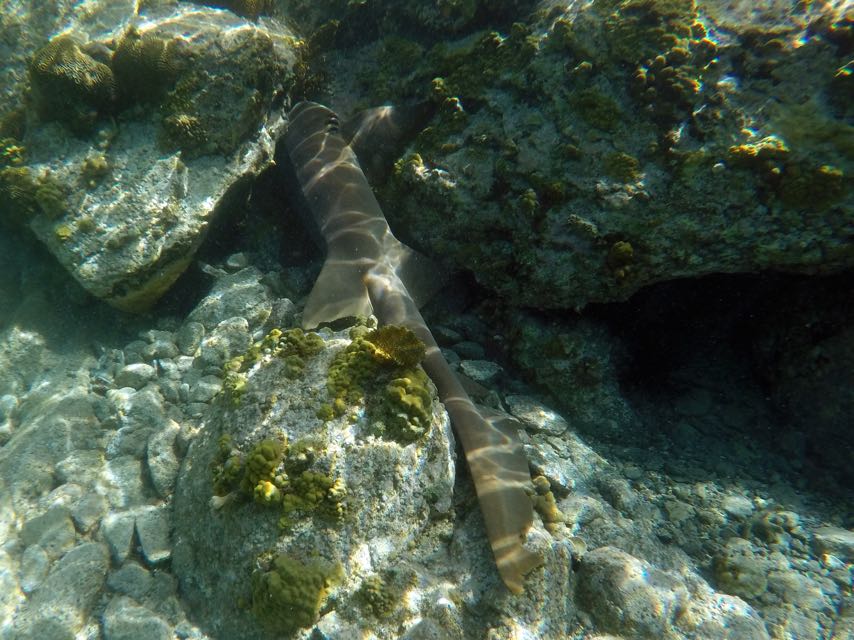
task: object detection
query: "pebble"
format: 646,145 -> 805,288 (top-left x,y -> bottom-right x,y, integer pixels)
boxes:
136,505 -> 172,565
505,395 -> 569,436
115,363 -> 157,390
459,359 -> 501,384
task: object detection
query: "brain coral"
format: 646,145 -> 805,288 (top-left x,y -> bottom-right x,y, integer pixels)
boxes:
28,35 -> 116,134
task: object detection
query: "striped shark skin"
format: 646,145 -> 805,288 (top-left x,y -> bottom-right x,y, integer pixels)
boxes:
281,101 -> 543,593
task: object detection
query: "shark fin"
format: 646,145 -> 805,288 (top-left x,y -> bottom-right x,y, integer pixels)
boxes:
301,259 -> 373,329
393,240 -> 448,310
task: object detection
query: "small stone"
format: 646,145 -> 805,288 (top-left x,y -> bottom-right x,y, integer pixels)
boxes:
103,596 -> 173,640
115,363 -> 157,389
505,395 -> 569,435
176,321 -> 205,356
135,505 -> 172,565
459,359 -> 501,384
101,511 -> 137,564
19,544 -> 50,593
147,421 -> 181,498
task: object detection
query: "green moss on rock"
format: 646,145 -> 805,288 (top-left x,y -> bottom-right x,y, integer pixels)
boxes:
251,553 -> 340,634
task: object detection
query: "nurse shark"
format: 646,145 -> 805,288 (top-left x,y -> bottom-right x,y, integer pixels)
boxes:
280,101 -> 542,594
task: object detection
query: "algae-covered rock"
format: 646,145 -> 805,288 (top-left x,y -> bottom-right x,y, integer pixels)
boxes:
172,324 -> 456,639
9,5 -> 297,311
372,1 -> 853,310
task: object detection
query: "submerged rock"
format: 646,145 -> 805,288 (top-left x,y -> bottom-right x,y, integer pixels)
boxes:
172,325 -> 457,639
1,4 -> 296,311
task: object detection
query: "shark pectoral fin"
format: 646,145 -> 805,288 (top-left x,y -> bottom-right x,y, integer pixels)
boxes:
448,398 -> 543,594
301,258 -> 373,330
394,241 -> 448,310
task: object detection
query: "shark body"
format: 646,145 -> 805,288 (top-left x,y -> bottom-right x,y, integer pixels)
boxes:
281,101 -> 542,594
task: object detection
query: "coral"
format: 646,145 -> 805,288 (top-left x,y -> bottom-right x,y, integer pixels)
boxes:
532,475 -> 564,532
0,167 -> 67,225
80,152 -> 110,187
28,35 -> 116,134
0,138 -> 25,167
571,88 -> 622,132
289,21 -> 339,101
111,26 -> 179,107
357,573 -> 398,618
275,328 -> 325,378
280,470 -> 347,526
241,438 -> 287,497
250,553 -> 340,633
160,113 -> 210,157
603,152 -> 642,182
212,435 -> 246,496
325,325 -> 433,444
363,325 -> 426,369
607,240 -> 635,281
369,369 -> 433,444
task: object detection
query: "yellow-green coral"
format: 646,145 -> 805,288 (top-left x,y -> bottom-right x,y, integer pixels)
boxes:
241,438 -> 287,497
603,152 -> 642,182
251,554 -> 340,634
280,470 -> 347,526
325,325 -> 433,444
370,369 -> 434,444
0,166 -> 67,225
357,574 -> 398,618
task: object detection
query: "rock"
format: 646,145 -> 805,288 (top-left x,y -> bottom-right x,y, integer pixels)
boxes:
146,420 -> 181,498
101,511 -> 137,564
19,544 -> 50,593
102,596 -> 173,640
189,375 -> 223,403
11,542 -> 109,639
115,363 -> 157,389
459,359 -> 501,384
713,537 -> 770,599
6,6 -> 297,312
185,267 -> 274,332
71,492 -> 109,532
577,546 -> 769,640
107,561 -> 155,601
175,321 -> 205,356
55,450 -> 105,486
812,527 -> 854,562
505,395 -> 569,436
194,317 -> 251,370
135,504 -> 172,566
20,505 -> 77,561
100,456 -> 147,508
172,325 -> 456,639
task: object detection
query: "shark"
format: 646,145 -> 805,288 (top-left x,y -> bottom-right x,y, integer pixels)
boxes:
279,101 -> 542,593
